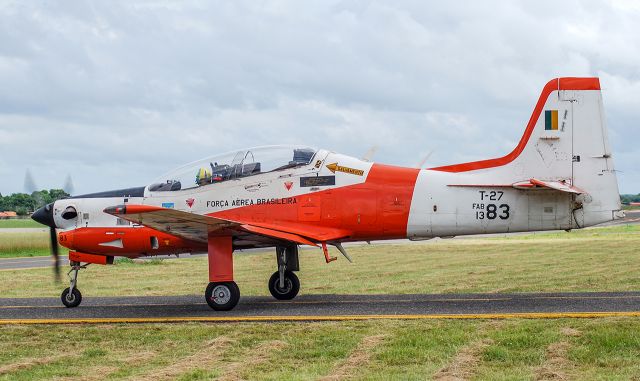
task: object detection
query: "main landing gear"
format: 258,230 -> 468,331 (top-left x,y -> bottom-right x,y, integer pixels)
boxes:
203,238 -> 302,311
205,281 -> 240,311
205,236 -> 240,311
61,261 -> 84,308
268,245 -> 300,300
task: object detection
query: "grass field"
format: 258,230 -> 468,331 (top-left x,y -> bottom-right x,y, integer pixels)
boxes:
1,224 -> 639,380
0,224 -> 639,297
0,219 -> 41,229
0,231 -> 49,258
0,318 -> 639,380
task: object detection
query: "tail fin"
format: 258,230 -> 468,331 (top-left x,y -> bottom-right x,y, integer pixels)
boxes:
431,77 -> 621,226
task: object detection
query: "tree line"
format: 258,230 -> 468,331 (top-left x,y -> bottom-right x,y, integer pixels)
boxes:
621,194 -> 640,204
0,189 -> 70,215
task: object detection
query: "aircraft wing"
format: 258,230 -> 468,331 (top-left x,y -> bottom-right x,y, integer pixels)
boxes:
103,204 -> 348,246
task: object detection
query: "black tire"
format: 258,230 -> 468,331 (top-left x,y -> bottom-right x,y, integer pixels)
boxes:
61,287 -> 82,308
205,281 -> 240,311
268,271 -> 300,300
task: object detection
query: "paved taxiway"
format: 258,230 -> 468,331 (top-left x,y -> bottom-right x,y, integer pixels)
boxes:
1,292 -> 639,324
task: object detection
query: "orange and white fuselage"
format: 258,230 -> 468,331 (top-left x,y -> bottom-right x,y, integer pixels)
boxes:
52,77 -> 621,259
35,77 -> 623,310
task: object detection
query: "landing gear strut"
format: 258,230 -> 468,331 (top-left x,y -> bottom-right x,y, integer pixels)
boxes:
205,235 -> 239,311
61,261 -> 84,308
269,245 -> 300,300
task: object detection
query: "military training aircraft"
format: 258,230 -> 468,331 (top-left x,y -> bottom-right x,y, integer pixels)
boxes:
32,77 -> 622,311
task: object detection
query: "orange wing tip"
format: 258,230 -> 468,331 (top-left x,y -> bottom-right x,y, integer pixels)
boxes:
103,204 -> 166,215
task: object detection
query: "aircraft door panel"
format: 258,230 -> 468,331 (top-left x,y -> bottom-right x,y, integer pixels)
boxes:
298,195 -> 321,222
321,192 -> 337,221
341,189 -> 377,228
527,193 -> 573,231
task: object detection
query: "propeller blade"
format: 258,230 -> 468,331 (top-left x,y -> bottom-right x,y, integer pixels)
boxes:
32,202 -> 61,282
416,149 -> 435,168
361,146 -> 378,162
49,225 -> 60,281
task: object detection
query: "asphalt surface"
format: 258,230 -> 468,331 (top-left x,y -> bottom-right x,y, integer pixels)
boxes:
0,256 -> 69,270
1,292 -> 639,323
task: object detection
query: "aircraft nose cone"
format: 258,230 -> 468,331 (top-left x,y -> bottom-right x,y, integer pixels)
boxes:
32,203 -> 55,228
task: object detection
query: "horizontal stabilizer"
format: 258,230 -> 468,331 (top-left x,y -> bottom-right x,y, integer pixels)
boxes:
528,178 -> 585,194
449,179 -> 585,194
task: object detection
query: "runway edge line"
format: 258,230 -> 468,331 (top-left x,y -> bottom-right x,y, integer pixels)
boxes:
2,311 -> 640,325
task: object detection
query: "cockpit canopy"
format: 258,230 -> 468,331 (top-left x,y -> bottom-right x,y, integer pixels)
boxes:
148,145 -> 317,192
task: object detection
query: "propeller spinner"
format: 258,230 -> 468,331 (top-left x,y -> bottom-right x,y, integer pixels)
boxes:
31,203 -> 60,281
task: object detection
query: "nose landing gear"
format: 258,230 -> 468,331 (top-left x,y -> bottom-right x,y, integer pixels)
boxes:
61,261 -> 85,308
268,245 -> 300,300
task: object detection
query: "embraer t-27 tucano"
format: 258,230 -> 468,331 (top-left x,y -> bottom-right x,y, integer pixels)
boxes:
32,77 -> 622,311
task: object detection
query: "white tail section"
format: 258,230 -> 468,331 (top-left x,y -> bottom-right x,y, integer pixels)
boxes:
430,77 -> 621,228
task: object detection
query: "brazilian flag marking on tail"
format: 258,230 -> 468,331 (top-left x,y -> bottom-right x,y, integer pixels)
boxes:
545,110 -> 558,131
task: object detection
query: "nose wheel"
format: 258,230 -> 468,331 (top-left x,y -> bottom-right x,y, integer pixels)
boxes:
61,287 -> 82,308
205,281 -> 240,311
268,270 -> 300,300
61,261 -> 85,308
269,245 -> 301,300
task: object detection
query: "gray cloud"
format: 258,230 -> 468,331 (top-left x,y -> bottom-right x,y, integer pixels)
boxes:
0,0 -> 638,194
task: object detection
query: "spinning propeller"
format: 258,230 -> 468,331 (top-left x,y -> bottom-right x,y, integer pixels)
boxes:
31,203 -> 62,281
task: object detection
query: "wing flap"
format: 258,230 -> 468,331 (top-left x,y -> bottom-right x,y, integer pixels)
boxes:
240,224 -> 319,247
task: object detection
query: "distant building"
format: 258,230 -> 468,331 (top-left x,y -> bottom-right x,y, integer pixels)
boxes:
630,202 -> 640,206
0,211 -> 18,219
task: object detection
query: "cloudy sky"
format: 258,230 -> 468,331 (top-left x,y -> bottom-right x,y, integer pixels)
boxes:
0,0 -> 638,195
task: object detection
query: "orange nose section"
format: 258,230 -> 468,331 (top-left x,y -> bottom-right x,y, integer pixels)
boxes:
58,230 -> 74,249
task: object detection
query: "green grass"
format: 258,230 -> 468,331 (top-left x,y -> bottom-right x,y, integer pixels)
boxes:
0,231 -> 49,258
1,224 -> 640,379
0,219 -> 41,229
0,224 -> 639,297
1,318 -> 639,380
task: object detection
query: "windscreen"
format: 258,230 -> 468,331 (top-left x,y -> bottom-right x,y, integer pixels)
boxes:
148,146 -> 317,192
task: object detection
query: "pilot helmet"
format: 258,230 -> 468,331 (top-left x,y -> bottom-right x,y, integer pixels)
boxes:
195,167 -> 212,185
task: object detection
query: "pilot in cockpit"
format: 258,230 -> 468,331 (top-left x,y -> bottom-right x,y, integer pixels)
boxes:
195,167 -> 212,186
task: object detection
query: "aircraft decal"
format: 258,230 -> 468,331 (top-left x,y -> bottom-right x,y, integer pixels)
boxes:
284,181 -> 293,191
325,163 -> 364,176
244,182 -> 267,192
185,198 -> 195,208
544,110 -> 559,131
300,176 -> 335,187
161,202 -> 174,209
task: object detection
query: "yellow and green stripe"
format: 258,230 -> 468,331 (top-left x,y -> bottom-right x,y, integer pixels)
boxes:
545,109 -> 558,130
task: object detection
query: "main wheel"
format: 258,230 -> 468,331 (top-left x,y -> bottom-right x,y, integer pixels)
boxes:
268,271 -> 300,300
205,281 -> 240,311
61,287 -> 82,308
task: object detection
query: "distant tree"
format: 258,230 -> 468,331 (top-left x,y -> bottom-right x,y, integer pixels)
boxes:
621,194 -> 640,204
48,189 -> 69,201
0,189 -> 69,213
